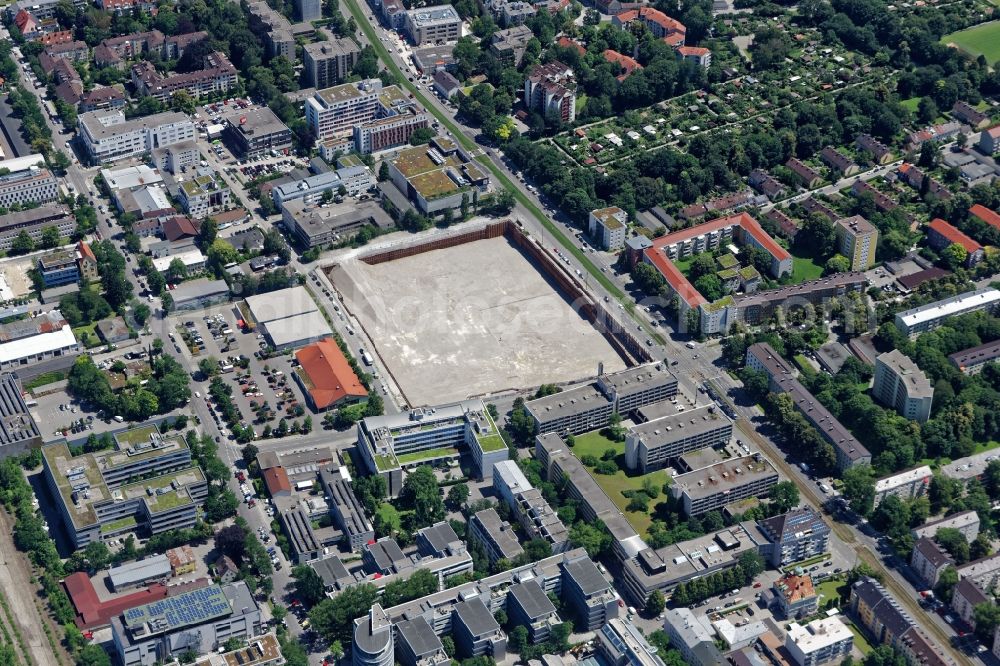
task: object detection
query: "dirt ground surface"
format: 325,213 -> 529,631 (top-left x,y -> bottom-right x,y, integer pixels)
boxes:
330,236 -> 626,405
0,508 -> 67,666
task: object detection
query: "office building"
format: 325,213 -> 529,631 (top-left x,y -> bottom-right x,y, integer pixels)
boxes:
873,465 -> 932,507
387,141 -> 489,215
0,160 -> 58,207
356,399 -> 505,496
746,343 -> 870,470
304,79 -> 384,140
304,38 -> 361,88
835,216 -> 878,270
873,350 -> 933,422
319,465 -> 374,552
353,605 -> 393,666
670,454 -> 778,516
404,5 -> 461,45
37,249 -> 81,288
625,405 -> 733,473
561,555 -> 619,631
774,573 -> 818,619
620,522 -> 769,606
492,460 -> 569,551
271,165 -> 375,207
395,616 -> 449,666
281,197 -> 393,248
354,107 -> 430,154
535,433 -> 647,565
111,583 -> 261,666
910,537 -> 954,588
41,429 -> 205,549
894,288 -> 1000,337
0,309 -> 81,379
663,608 -> 723,666
911,510 -> 980,542
79,109 -> 195,164
469,508 -> 524,566
0,204 -> 75,252
223,107 -> 292,159
108,555 -> 172,592
489,25 -> 534,65
588,206 -> 628,251
524,61 -> 576,122
131,51 -> 237,103
276,496 -> 321,563
785,616 -> 854,666
949,338 -> 1000,375
598,617 -> 666,666
506,580 -> 559,642
0,373 -> 42,459
452,597 -> 506,660
756,507 -> 830,567
178,167 -> 231,218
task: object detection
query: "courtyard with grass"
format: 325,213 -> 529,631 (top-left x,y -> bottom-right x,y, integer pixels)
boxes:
942,21 -> 1000,63
571,430 -> 672,539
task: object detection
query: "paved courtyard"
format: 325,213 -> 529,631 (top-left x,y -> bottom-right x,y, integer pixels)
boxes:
329,236 -> 626,406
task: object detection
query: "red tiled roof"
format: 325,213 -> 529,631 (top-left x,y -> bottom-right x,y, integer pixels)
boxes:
556,37 -> 586,56
652,212 -> 791,262
677,46 -> 709,56
603,49 -> 642,78
970,204 -> 1000,231
262,466 -> 291,495
928,218 -> 981,254
616,6 -> 685,34
163,216 -> 200,241
63,572 -> 168,629
662,33 -> 685,46
295,338 -> 367,410
642,246 -> 707,308
77,241 -> 96,263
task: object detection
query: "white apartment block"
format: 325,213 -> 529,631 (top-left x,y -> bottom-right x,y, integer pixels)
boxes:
305,79 -> 383,141
872,350 -> 933,422
588,207 -> 628,251
78,109 -> 196,164
0,167 -> 58,207
873,465 -> 931,507
404,5 -> 461,45
785,617 -> 853,666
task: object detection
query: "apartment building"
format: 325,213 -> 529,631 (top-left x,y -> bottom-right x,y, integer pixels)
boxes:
524,61 -> 576,122
305,79 -> 385,140
849,577 -> 951,666
492,460 -> 569,551
452,598 -> 506,660
78,109 -> 195,164
130,51 -> 237,103
874,465 -> 932,507
746,343 -> 871,471
245,0 -> 296,61
354,107 -> 430,154
910,537 -> 954,588
223,107 -> 292,159
297,0 -> 320,20
588,206 -> 628,250
303,38 -> 361,88
894,288 -> 1000,338
872,350 -> 934,422
404,5 -> 461,45
948,338 -> 1000,375
624,405 -> 733,473
785,616 -> 854,666
670,454 -> 779,516
834,215 -> 878,270
927,217 -> 983,266
177,167 -> 231,218
664,608 -> 723,666
756,507 -> 830,567
319,465 -> 373,552
911,510 -> 980,542
468,508 -> 524,566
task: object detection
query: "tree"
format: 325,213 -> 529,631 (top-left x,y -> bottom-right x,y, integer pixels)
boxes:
215,524 -> 247,563
77,645 -> 112,666
738,550 -> 765,580
83,540 -> 111,570
442,635 -> 456,658
569,521 -> 610,558
508,625 -> 528,653
842,464 -> 876,517
934,565 -> 958,601
447,483 -> 469,509
40,225 -> 61,249
524,538 -> 551,561
935,528 -> 969,563
400,466 -> 444,528
973,602 -> 1000,643
292,565 -> 327,606
941,243 -> 968,270
645,590 -> 665,616
769,481 -> 799,512
378,161 -> 390,181
409,127 -> 435,145
917,96 -> 938,124
825,254 -> 851,275
309,583 -> 379,646
10,230 -> 34,255
796,214 -> 836,259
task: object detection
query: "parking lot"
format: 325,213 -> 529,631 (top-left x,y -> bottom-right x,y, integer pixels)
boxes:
170,304 -> 312,442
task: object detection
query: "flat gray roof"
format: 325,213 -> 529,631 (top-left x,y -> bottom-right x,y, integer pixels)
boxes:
563,555 -> 611,597
876,350 -> 933,399
108,554 -> 171,588
417,521 -> 460,555
631,405 -> 732,443
599,363 -> 678,397
454,596 -> 500,637
508,579 -> 556,620
526,383 -> 611,420
365,538 -> 408,573
396,616 -> 444,658
472,508 -> 524,560
672,454 -> 778,500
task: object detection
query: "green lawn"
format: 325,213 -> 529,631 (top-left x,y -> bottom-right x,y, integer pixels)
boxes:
116,424 -> 159,446
791,255 -> 824,283
899,97 -> 920,113
847,620 -> 875,656
397,446 -> 459,465
672,255 -> 696,278
72,323 -> 101,348
794,354 -> 816,378
571,431 -> 672,539
942,21 -> 1000,62
814,578 -> 847,606
23,370 -> 66,392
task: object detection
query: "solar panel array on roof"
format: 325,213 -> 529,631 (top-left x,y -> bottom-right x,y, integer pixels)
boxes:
123,585 -> 231,635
